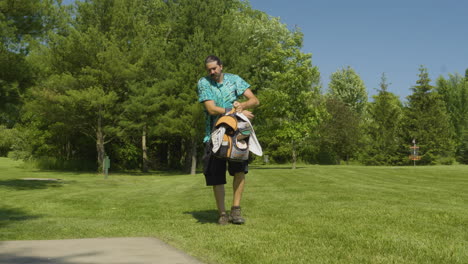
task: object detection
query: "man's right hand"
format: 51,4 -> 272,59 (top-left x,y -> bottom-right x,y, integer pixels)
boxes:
233,101 -> 243,112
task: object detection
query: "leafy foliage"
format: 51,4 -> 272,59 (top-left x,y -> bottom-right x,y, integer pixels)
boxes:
0,0 -> 64,126
328,66 -> 367,115
2,0 -> 466,170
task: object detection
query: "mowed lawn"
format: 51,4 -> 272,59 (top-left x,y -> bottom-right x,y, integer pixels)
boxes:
0,157 -> 467,264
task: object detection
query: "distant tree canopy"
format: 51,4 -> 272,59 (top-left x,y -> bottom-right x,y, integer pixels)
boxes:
0,0 -> 62,125
1,0 -> 466,171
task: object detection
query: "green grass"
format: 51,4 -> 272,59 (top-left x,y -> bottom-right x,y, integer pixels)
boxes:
1,157 -> 467,264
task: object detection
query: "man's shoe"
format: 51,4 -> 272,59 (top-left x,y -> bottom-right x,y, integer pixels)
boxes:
218,213 -> 230,225
230,206 -> 245,224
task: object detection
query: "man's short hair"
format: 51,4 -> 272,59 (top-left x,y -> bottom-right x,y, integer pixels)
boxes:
205,55 -> 222,66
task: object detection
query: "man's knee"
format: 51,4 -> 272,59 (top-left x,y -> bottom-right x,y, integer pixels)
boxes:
233,172 -> 245,180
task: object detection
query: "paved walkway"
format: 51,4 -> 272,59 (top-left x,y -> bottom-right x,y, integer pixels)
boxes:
0,237 -> 204,264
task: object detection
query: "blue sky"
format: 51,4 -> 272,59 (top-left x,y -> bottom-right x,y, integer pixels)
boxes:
248,0 -> 468,100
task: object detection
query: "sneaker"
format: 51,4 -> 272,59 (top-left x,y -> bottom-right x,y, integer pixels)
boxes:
218,213 -> 230,225
230,206 -> 245,224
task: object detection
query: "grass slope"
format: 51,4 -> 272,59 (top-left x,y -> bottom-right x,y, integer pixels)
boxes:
0,158 -> 467,264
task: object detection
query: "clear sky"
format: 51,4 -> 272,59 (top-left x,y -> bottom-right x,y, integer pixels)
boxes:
248,0 -> 468,101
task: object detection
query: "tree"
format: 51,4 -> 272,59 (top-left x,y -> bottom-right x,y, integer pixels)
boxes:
23,0 -> 150,171
150,0 -> 240,173
254,30 -> 321,169
323,66 -> 367,163
435,72 -> 468,163
318,97 -> 361,164
115,0 -> 172,172
328,66 -> 368,115
362,73 -> 404,165
14,0 -> 325,172
0,0 -> 65,126
403,66 -> 455,164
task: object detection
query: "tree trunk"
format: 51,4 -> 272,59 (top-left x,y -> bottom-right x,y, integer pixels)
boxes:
142,126 -> 149,173
96,115 -> 105,174
292,140 -> 297,169
66,140 -> 71,160
190,139 -> 197,175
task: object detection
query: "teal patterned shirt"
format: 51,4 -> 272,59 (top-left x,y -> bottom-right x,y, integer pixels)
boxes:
197,73 -> 250,142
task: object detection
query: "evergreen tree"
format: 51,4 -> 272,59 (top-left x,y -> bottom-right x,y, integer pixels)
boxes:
22,0 -> 154,171
318,97 -> 360,164
435,73 -> 468,163
403,66 -> 455,164
324,66 -> 367,163
155,0 -> 240,172
362,73 -> 404,165
12,0 -> 324,171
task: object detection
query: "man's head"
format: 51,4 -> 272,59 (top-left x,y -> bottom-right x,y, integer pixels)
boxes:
205,55 -> 223,83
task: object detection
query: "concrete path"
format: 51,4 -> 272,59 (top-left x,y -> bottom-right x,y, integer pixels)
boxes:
0,237 -> 204,264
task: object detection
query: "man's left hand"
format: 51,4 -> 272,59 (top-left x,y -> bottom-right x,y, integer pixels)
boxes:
241,110 -> 254,120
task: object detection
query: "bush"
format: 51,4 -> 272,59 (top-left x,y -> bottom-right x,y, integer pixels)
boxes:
0,126 -> 14,157
8,150 -> 31,161
30,156 -> 96,171
435,156 -> 456,165
419,152 -> 436,165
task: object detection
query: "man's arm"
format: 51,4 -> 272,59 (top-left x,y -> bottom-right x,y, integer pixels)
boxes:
203,100 -> 229,116
235,88 -> 259,109
202,88 -> 259,118
233,88 -> 259,119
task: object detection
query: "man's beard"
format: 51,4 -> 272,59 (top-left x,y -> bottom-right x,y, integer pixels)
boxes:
211,73 -> 222,81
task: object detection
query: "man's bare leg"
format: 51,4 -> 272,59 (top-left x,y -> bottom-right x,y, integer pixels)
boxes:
213,184 -> 229,225
232,172 -> 245,206
231,172 -> 246,224
213,184 -> 226,214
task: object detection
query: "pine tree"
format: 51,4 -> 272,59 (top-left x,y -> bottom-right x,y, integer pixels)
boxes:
404,66 -> 455,164
323,66 -> 367,163
23,0 -> 154,171
318,97 -> 360,164
435,73 -> 468,163
363,73 -> 404,165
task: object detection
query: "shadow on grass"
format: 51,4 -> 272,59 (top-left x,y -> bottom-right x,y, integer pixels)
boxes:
183,210 -> 219,224
0,249 -> 99,264
250,166 -> 305,170
0,179 -> 64,190
0,207 -> 42,228
121,170 -> 198,177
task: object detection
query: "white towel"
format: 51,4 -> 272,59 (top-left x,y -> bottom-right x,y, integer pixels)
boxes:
211,126 -> 226,153
235,113 -> 263,156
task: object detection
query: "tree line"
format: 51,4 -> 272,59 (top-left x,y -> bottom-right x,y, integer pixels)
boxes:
1,0 -> 467,173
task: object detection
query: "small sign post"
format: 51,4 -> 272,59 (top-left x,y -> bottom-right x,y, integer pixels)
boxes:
104,156 -> 110,179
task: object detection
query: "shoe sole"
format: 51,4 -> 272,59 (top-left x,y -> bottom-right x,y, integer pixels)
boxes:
230,218 -> 245,225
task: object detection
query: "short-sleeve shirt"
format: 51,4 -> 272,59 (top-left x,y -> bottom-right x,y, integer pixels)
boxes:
197,73 -> 250,142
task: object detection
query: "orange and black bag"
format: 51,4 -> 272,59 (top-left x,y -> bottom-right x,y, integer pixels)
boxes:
211,112 -> 252,162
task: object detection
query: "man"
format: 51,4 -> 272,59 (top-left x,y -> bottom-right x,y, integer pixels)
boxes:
197,55 -> 259,225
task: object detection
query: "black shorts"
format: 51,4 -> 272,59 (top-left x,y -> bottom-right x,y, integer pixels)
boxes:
203,143 -> 248,186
